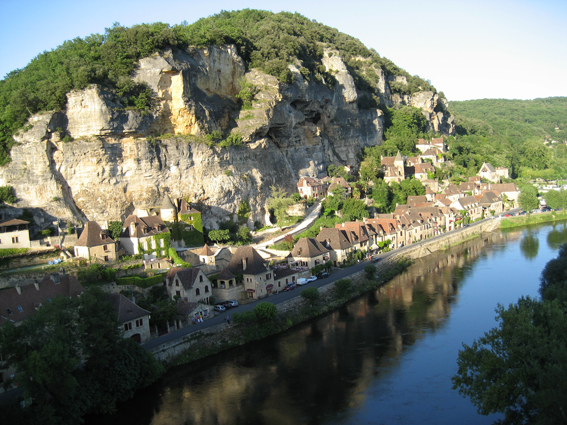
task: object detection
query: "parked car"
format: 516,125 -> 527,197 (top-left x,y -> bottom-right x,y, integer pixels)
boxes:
283,283 -> 296,292
316,272 -> 330,279
297,278 -> 308,286
223,300 -> 239,308
306,276 -> 318,283
214,304 -> 226,312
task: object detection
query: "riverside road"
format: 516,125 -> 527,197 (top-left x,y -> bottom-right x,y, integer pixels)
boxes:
142,209 -> 517,351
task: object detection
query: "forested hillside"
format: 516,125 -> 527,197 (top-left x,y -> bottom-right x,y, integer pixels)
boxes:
0,9 -> 436,165
444,97 -> 567,180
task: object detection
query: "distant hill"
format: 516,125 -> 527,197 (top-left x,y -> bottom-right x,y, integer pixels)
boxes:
446,97 -> 567,180
449,97 -> 567,144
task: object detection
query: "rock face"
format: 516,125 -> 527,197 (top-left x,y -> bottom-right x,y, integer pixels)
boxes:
1,45 -> 454,230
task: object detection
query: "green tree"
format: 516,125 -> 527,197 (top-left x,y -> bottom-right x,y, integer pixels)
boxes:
236,225 -> 253,245
334,278 -> 352,298
452,297 -> 567,425
237,199 -> 251,224
0,185 -> 17,203
300,287 -> 320,307
364,264 -> 377,279
108,221 -> 123,240
252,302 -> 278,324
539,243 -> 567,303
208,229 -> 231,244
341,197 -> 369,221
518,186 -> 539,212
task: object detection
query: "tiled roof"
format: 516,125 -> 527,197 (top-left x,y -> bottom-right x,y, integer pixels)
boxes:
120,215 -> 169,238
167,267 -> 202,290
76,221 -> 114,247
291,238 -> 331,258
199,245 -> 215,256
316,228 -> 352,250
226,246 -> 269,276
0,274 -> 84,326
0,219 -> 29,228
105,293 -> 150,323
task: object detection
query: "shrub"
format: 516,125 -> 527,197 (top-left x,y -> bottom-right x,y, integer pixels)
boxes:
364,264 -> 377,279
116,273 -> 166,288
300,287 -> 320,306
0,186 -> 17,204
335,278 -> 353,298
0,248 -> 29,257
233,310 -> 257,323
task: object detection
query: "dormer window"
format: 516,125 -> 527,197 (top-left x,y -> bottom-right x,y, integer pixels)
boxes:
17,305 -> 23,312
7,308 -> 12,315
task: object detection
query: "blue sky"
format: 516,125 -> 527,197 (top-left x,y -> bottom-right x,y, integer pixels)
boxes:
1,0 -> 565,101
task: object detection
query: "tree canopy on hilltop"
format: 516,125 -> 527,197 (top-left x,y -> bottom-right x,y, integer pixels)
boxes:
0,9 -> 436,165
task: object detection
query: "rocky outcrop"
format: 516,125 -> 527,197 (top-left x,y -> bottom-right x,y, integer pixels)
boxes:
1,45 -> 454,230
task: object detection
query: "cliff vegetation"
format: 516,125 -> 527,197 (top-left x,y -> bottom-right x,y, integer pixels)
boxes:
0,9 -> 437,165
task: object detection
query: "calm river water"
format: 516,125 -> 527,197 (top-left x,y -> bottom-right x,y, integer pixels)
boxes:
86,222 -> 567,425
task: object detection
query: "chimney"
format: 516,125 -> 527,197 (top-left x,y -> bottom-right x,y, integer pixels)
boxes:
15,285 -> 21,295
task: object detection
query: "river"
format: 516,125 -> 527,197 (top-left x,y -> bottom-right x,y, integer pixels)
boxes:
85,222 -> 567,425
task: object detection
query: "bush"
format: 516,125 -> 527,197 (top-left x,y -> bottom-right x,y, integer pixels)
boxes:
364,264 -> 377,279
116,273 -> 166,288
0,186 -> 17,204
0,248 -> 29,257
300,287 -> 320,306
335,278 -> 353,298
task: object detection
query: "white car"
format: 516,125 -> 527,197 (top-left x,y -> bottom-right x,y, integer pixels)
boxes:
297,278 -> 308,286
306,276 -> 318,283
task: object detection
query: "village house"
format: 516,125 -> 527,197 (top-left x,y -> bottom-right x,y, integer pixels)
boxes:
290,237 -> 332,269
335,221 -> 373,252
442,185 -> 465,202
316,227 -> 353,265
0,219 -> 30,249
105,293 -> 151,343
451,195 -> 483,221
0,273 -> 85,386
488,183 -> 520,206
74,221 -> 117,262
475,191 -> 504,215
381,151 -> 406,184
297,176 -> 327,199
414,162 -> 436,180
221,246 -> 275,300
119,215 -> 170,257
364,217 -> 405,249
421,147 -> 444,166
165,267 -> 213,305
478,163 -> 501,183
273,268 -> 300,292
328,177 -> 352,197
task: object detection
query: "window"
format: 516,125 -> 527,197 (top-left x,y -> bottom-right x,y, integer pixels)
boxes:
12,237 -> 19,244
205,285 -> 209,293
176,291 -> 180,297
103,245 -> 108,251
135,319 -> 143,327
124,323 -> 132,331
199,275 -> 203,282
104,256 -> 109,262
196,288 -> 200,296
17,305 -> 23,312
160,239 -> 164,247
176,280 -> 179,287
6,308 -> 12,315
266,273 -> 271,280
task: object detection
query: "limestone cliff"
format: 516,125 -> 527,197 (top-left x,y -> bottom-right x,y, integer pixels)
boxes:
1,45 -> 454,230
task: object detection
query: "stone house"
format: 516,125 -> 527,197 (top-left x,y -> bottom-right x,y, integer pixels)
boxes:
328,177 -> 352,197
74,221 -> 117,262
0,273 -> 85,386
0,219 -> 30,249
365,217 -> 405,248
442,185 -> 465,203
119,215 -> 170,257
478,163 -> 500,183
475,191 -> 504,215
165,267 -> 213,305
451,196 -> 483,221
316,227 -> 355,265
222,246 -> 275,300
335,221 -> 372,252
381,152 -> 406,184
105,293 -> 151,343
273,268 -> 300,292
297,177 -> 327,199
290,238 -> 332,269
414,162 -> 435,180
488,183 -> 520,205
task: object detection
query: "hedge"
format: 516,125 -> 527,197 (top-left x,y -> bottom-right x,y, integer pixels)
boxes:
116,273 -> 166,288
0,248 -> 30,258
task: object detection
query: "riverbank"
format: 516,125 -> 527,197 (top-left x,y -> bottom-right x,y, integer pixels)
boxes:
500,210 -> 567,229
146,219 -> 499,367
